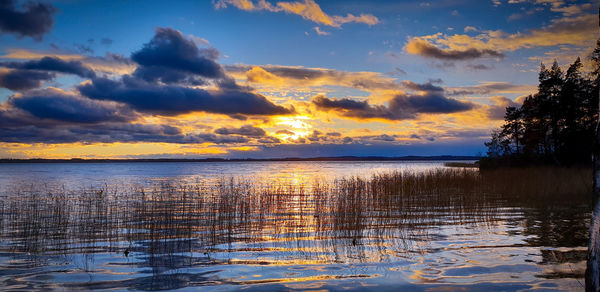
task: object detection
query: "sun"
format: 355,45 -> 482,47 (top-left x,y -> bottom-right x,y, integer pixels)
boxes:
276,116 -> 313,141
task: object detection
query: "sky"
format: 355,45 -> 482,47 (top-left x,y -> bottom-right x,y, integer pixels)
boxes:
0,0 -> 597,159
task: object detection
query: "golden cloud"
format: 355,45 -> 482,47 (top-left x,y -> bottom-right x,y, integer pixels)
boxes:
215,0 -> 378,27
405,13 -> 598,60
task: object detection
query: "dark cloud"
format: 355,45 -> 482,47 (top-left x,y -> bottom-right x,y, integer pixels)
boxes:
75,43 -> 94,54
386,67 -> 407,77
390,92 -> 473,114
131,27 -> 223,83
0,0 -> 56,39
467,64 -> 494,70
1,56 -> 96,78
64,28 -> 294,119
133,65 -> 205,85
0,69 -> 54,91
0,98 -> 253,143
432,61 -> 456,69
313,92 -> 473,121
372,134 -> 396,141
407,39 -> 504,60
78,76 -> 293,116
8,89 -> 135,124
313,95 -> 399,120
102,52 -> 131,64
447,82 -> 534,96
215,125 -> 266,137
276,129 -> 294,135
0,122 -> 250,144
402,80 -> 444,92
257,136 -> 281,144
100,38 -> 113,45
307,130 -> 322,142
302,130 -> 353,143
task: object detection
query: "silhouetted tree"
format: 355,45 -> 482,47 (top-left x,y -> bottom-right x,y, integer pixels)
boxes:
483,39 -> 600,167
501,106 -> 523,155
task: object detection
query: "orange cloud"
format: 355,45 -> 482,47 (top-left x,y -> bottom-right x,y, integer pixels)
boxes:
405,12 -> 598,60
2,48 -> 83,60
1,49 -> 136,75
215,0 -> 378,27
228,64 -> 400,97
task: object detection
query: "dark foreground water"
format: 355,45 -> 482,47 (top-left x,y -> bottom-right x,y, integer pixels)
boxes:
0,161 -> 592,291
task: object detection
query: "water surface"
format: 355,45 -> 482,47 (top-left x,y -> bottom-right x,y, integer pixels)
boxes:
0,161 -> 590,291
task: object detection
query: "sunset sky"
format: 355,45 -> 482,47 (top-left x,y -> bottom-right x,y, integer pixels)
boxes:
0,0 -> 597,158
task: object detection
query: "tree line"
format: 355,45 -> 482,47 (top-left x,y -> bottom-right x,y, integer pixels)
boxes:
482,39 -> 600,168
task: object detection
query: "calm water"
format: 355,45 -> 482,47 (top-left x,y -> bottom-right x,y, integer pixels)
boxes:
0,161 -> 592,291
0,161 -> 457,189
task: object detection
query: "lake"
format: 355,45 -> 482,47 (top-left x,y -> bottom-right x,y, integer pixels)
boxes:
0,161 -> 592,291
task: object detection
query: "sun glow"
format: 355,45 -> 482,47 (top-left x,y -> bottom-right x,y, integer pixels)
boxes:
276,116 -> 313,141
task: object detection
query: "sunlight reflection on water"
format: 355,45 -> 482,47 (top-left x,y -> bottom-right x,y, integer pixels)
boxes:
0,161 -> 458,189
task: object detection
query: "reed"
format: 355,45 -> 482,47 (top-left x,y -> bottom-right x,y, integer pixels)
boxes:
0,166 -> 591,265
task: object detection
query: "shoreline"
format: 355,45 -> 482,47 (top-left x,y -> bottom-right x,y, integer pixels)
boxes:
0,155 -> 480,164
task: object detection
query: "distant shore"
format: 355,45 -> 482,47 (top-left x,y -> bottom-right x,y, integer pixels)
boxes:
0,155 -> 480,164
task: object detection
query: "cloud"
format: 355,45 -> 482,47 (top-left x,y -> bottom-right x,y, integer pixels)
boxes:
466,64 -> 494,70
386,67 -> 407,76
0,69 -> 54,91
215,0 -> 378,27
66,27 -> 293,118
508,13 -> 523,21
0,122 -> 250,144
0,90 -> 256,144
401,80 -> 444,92
78,76 -> 293,117
372,134 -> 395,141
0,56 -> 97,91
75,43 -> 94,55
464,26 -> 478,32
228,64 -> 400,92
215,125 -> 267,137
7,88 -> 135,124
446,81 -> 536,96
405,38 -> 505,60
548,2 -> 593,17
390,92 -> 474,114
1,56 -> 96,78
312,92 -> 473,121
100,38 -> 113,45
83,53 -> 136,75
0,48 -> 136,76
0,0 -> 56,39
313,26 -> 330,35
131,27 -> 224,84
486,96 -> 519,120
303,130 -> 353,143
276,129 -> 295,135
405,12 -> 597,60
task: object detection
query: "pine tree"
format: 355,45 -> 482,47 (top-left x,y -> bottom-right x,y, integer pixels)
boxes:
484,41 -> 600,167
